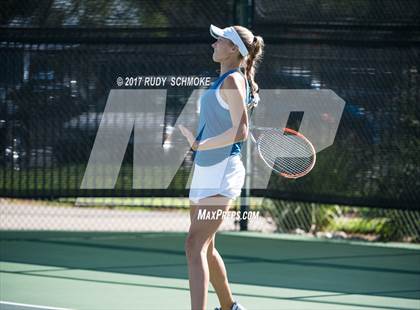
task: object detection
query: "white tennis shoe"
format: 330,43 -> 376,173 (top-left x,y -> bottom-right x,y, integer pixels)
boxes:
214,301 -> 247,310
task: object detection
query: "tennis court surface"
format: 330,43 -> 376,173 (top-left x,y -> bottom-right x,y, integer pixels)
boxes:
1,231 -> 419,310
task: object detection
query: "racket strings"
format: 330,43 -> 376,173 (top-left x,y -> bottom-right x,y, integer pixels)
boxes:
261,149 -> 313,174
257,130 -> 315,176
259,144 -> 313,168
259,131 -> 313,158
260,131 -> 310,154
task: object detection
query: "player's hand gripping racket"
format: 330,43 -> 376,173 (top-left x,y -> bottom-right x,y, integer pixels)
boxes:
247,104 -> 316,179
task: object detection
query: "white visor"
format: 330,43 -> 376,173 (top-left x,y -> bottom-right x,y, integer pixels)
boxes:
210,24 -> 249,57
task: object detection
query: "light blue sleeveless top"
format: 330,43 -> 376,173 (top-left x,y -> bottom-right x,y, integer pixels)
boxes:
193,68 -> 251,166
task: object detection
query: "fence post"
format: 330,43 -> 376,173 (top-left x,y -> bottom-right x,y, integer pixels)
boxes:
234,0 -> 253,27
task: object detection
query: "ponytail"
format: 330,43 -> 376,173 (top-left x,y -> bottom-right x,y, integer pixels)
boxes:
233,26 -> 265,111
245,35 -> 264,109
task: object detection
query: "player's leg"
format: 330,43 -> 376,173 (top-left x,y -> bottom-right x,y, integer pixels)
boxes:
207,233 -> 235,310
189,202 -> 234,310
186,195 -> 232,310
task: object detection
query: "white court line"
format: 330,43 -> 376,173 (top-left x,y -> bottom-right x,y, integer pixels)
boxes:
0,301 -> 73,310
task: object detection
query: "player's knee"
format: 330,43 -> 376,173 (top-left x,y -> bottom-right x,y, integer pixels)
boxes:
206,240 -> 216,259
185,233 -> 207,259
207,248 -> 217,261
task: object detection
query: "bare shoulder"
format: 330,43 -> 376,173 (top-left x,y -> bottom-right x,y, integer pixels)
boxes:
220,72 -> 247,103
221,72 -> 245,90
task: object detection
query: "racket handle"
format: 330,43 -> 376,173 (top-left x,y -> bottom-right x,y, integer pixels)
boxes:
247,104 -> 257,143
249,131 -> 257,143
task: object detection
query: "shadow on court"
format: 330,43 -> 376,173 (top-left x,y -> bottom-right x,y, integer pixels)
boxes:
1,231 -> 419,310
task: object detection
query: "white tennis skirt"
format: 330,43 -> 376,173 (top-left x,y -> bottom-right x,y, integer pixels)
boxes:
189,154 -> 246,204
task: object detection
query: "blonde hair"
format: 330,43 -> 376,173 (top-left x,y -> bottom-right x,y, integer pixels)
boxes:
233,25 -> 264,106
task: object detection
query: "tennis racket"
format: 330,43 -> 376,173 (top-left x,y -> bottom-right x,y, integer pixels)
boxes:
246,105 -> 316,179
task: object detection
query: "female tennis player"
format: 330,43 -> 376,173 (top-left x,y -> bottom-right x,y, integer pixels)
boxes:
179,24 -> 264,310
